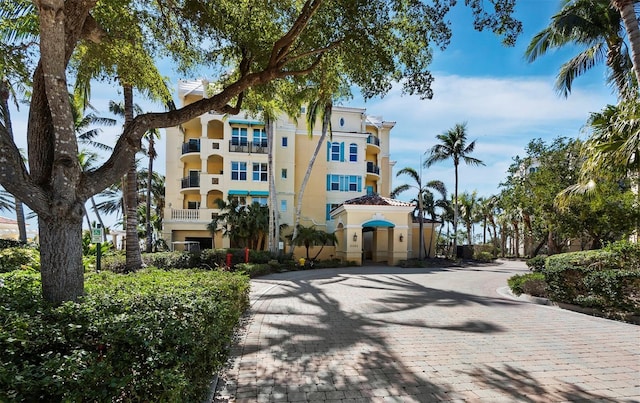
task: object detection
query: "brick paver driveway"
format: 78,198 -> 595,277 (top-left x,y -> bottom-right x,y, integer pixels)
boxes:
214,260 -> 639,402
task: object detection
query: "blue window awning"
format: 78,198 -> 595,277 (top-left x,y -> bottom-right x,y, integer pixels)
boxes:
249,191 -> 269,196
362,220 -> 395,228
228,119 -> 264,126
228,190 -> 249,196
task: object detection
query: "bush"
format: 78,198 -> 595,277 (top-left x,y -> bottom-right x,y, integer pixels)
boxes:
234,262 -> 273,277
474,251 -> 494,263
526,255 -> 547,272
508,272 -> 547,297
0,247 -> 40,273
142,251 -> 201,270
0,268 -> 250,402
542,247 -> 640,315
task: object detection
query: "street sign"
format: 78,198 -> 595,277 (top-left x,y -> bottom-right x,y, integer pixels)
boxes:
91,227 -> 103,244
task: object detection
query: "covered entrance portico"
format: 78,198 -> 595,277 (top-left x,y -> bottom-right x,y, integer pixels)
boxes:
330,195 -> 414,265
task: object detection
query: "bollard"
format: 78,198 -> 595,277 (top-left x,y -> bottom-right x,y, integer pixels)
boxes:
226,253 -> 232,268
245,247 -> 249,263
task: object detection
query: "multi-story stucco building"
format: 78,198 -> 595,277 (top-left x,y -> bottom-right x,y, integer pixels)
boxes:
162,80 -> 438,264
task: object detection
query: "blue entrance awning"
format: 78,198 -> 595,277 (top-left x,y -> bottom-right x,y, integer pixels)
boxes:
362,220 -> 395,228
228,119 -> 264,126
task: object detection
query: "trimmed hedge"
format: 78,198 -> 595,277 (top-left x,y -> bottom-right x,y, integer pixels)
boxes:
0,269 -> 250,402
508,272 -> 547,297
541,242 -> 640,315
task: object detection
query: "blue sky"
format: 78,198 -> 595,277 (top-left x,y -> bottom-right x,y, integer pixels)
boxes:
7,1 -> 620,229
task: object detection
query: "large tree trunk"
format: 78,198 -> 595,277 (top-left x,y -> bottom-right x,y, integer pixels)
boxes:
14,199 -> 27,242
39,213 -> 84,303
123,84 -> 143,270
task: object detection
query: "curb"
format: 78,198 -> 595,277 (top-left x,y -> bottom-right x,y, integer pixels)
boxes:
497,286 -> 551,305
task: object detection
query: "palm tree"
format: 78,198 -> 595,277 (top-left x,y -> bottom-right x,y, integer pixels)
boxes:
425,122 -> 484,258
610,0 -> 640,86
144,128 -> 160,253
291,225 -> 338,261
458,191 -> 479,245
526,0 -> 635,97
391,166 -> 446,259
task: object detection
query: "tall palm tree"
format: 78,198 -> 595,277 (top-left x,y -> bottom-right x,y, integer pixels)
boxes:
144,128 -> 160,253
610,0 -> 640,86
525,0 -> 636,97
391,166 -> 446,259
425,122 -> 484,258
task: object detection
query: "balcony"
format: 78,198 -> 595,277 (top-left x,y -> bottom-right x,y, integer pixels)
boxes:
182,140 -> 201,154
366,161 -> 380,179
366,134 -> 380,147
181,176 -> 200,189
169,208 -> 219,222
229,140 -> 268,154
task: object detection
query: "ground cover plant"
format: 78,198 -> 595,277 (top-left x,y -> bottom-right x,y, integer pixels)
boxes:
0,268 -> 249,402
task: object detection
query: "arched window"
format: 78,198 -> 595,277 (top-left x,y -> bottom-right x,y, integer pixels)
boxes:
349,143 -> 357,162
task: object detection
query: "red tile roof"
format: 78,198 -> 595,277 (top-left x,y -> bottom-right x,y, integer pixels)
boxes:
341,194 -> 415,207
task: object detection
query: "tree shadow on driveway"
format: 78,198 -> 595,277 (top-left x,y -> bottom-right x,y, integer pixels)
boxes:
215,269 -> 527,401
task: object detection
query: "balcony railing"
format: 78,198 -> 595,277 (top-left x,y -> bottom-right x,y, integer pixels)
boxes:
366,161 -> 380,175
171,209 -> 201,221
182,140 -> 201,154
229,140 -> 268,154
366,134 -> 380,147
181,176 -> 200,188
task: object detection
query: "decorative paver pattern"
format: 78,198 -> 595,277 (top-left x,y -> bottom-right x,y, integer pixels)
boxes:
214,261 -> 640,402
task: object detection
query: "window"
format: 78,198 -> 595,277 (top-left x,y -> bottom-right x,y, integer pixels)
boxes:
252,163 -> 268,182
327,141 -> 345,161
187,201 -> 200,209
231,161 -> 247,181
282,137 -> 288,147
348,176 -> 358,191
281,168 -> 287,179
329,174 -> 340,191
253,196 -> 268,206
529,167 -> 539,174
349,143 -> 358,162
366,185 -> 374,196
339,117 -> 345,127
231,127 -> 248,146
326,174 -> 362,192
253,128 -> 267,147
280,200 -> 287,212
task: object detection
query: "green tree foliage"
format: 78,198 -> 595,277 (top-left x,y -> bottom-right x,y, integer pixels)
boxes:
500,137 -> 638,256
425,122 -> 484,256
0,0 -> 521,303
213,197 -> 269,250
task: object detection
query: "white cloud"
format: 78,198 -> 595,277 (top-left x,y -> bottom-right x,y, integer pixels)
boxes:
354,74 -> 616,200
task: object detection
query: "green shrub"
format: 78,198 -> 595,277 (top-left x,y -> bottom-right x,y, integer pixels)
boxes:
474,251 -> 494,263
0,247 -> 40,273
526,255 -> 547,272
234,262 -> 273,277
0,268 -> 250,402
508,272 -> 546,296
142,251 -> 201,270
542,248 -> 640,314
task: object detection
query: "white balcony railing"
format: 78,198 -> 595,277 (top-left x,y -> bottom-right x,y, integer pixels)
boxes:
169,208 -> 219,222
